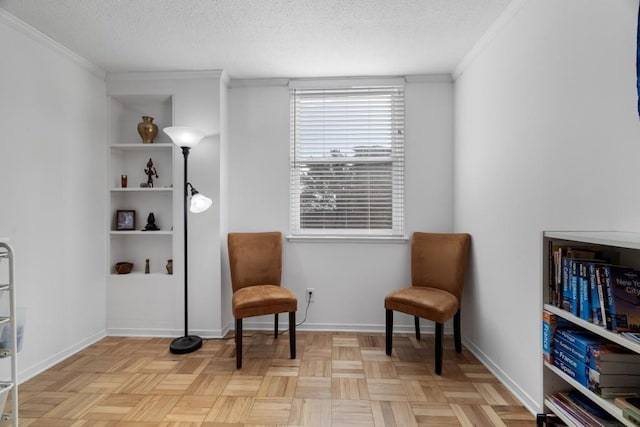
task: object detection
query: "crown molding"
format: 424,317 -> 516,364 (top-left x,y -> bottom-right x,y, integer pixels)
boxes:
229,78 -> 291,88
0,8 -> 105,80
404,74 -> 453,83
106,70 -> 225,82
229,73 -> 452,88
452,0 -> 531,80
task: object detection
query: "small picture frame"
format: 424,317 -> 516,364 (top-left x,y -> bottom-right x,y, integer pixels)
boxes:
116,210 -> 136,231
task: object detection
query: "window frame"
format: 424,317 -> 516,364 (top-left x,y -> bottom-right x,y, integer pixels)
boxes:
289,79 -> 406,241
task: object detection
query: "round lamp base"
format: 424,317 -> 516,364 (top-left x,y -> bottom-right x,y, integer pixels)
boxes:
169,335 -> 203,354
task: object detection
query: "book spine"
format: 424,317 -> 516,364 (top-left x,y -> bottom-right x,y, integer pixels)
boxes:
549,241 -> 555,306
554,329 -> 602,354
587,358 -> 640,374
553,334 -> 588,365
542,311 -> 554,363
571,260 -> 579,316
562,257 -> 571,311
603,266 -> 618,331
589,263 -> 602,325
596,266 -> 608,330
553,347 -> 584,371
579,263 -> 590,321
588,367 -> 640,388
554,355 -> 589,387
555,248 -> 563,308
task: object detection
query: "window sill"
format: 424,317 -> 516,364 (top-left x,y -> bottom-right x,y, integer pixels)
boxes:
286,235 -> 408,244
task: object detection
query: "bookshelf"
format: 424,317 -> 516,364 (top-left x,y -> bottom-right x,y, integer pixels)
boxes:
542,231 -> 640,426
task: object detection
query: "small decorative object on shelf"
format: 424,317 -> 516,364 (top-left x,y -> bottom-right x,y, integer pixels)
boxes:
144,158 -> 158,188
116,210 -> 136,231
115,262 -> 133,274
145,259 -> 150,274
120,174 -> 127,188
137,116 -> 158,144
143,212 -> 159,231
166,259 -> 173,275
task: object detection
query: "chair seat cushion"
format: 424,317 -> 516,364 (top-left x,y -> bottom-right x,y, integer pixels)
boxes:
233,285 -> 298,319
384,287 -> 459,323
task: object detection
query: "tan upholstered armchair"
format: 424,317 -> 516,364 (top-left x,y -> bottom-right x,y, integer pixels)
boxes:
227,232 -> 298,369
384,232 -> 471,375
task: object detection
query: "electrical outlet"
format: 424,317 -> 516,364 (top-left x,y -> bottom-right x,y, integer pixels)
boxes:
306,288 -> 315,303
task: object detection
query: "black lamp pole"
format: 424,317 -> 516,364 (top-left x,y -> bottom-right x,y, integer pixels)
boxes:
169,146 -> 203,354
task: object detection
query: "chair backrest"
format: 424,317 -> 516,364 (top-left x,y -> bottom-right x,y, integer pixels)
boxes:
228,231 -> 282,292
411,232 -> 471,303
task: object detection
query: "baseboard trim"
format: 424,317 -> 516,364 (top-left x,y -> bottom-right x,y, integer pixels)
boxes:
106,327 -> 224,338
462,336 -> 541,415
18,329 -> 106,384
235,320 -> 454,335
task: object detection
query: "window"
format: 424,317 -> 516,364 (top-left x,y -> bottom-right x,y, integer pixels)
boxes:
289,81 -> 405,239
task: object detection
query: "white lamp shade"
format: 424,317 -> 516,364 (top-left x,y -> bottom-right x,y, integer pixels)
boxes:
163,126 -> 206,148
190,193 -> 213,213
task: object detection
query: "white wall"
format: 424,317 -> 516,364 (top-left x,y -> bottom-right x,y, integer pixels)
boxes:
227,77 -> 455,331
0,12 -> 107,381
454,0 -> 640,412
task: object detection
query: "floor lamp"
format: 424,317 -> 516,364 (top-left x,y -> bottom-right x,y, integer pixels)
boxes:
163,126 -> 213,354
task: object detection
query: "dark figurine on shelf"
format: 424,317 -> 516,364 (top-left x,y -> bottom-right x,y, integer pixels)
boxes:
143,212 -> 159,231
144,158 -> 158,188
145,259 -> 150,274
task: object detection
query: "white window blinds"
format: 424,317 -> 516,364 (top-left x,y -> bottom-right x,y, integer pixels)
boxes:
290,84 -> 405,238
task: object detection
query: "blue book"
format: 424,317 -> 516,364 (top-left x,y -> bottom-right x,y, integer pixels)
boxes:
579,262 -> 590,321
562,257 -> 572,311
554,329 -> 640,373
554,333 -> 589,365
571,260 -> 580,316
555,329 -> 604,354
542,311 -> 553,362
553,352 -> 589,387
554,347 -> 587,372
566,390 -> 618,421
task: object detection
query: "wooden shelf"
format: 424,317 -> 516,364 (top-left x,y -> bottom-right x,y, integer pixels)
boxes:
110,143 -> 173,150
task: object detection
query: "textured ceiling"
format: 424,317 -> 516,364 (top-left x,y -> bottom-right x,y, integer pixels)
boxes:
0,0 -> 513,79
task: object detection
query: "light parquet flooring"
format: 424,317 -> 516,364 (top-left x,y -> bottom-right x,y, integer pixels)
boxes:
15,332 -> 536,426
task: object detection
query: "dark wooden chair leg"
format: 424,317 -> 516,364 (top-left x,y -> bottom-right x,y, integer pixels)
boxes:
289,311 -> 296,359
385,309 -> 393,355
414,316 -> 421,341
435,322 -> 443,375
236,318 -> 243,369
454,309 -> 462,353
274,313 -> 279,339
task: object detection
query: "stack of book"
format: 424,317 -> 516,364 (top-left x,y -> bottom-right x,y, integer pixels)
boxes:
543,310 -> 573,363
553,328 -> 640,397
547,390 -> 623,426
